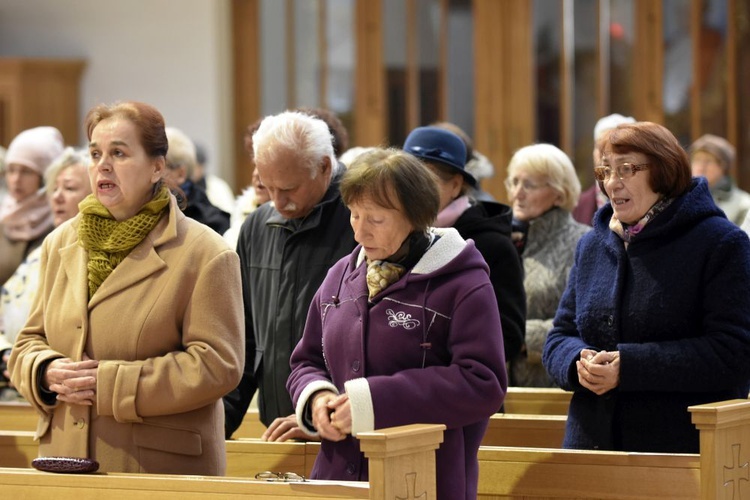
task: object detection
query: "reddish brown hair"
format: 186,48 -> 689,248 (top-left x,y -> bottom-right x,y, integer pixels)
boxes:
85,101 -> 168,159
601,122 -> 691,199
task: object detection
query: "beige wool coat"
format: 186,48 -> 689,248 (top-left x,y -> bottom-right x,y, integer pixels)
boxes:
9,195 -> 244,475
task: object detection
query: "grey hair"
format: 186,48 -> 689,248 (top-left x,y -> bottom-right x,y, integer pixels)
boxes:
44,147 -> 91,196
506,143 -> 581,212
165,127 -> 197,179
252,111 -> 336,177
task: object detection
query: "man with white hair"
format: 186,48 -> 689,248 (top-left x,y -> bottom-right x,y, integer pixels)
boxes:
223,111 -> 356,441
572,113 -> 636,226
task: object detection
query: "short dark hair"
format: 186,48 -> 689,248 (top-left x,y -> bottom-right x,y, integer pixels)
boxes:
603,122 -> 692,198
341,148 -> 440,233
296,107 -> 349,158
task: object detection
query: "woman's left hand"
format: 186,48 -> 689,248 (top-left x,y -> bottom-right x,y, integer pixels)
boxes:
46,353 -> 99,406
576,349 -> 620,395
328,394 -> 352,436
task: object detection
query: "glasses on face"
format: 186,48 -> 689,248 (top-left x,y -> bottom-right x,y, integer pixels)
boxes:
594,163 -> 650,182
254,471 -> 307,483
504,177 -> 549,193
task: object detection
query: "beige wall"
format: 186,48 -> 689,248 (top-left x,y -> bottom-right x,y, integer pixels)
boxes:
0,0 -> 235,189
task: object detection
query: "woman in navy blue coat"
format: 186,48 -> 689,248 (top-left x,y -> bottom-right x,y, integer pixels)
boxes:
542,121 -> 750,453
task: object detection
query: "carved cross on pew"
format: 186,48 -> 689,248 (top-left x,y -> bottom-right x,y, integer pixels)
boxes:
723,443 -> 749,499
396,472 -> 427,500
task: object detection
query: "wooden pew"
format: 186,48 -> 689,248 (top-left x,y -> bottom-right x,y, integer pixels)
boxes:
235,412 -> 568,449
0,423 -> 445,500
0,389 -> 571,444
0,402 -> 36,432
503,386 -> 572,415
228,387 -> 572,438
0,431 -> 36,468
483,413 -> 565,448
2,399 -> 750,498
476,399 -> 750,499
234,413 -> 566,448
0,387 -> 571,440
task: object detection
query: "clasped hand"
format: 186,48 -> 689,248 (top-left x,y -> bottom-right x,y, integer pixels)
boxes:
44,354 -> 98,405
576,348 -> 620,395
311,390 -> 351,442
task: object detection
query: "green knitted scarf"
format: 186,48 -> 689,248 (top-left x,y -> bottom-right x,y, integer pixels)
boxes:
78,186 -> 170,298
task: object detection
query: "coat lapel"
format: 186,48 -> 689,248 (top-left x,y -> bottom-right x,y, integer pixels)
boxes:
59,238 -> 89,317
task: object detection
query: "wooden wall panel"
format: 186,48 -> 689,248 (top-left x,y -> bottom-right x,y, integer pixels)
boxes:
633,0 -> 664,125
231,0 -> 261,193
0,59 -> 85,146
473,0 -> 534,202
354,0 -> 386,147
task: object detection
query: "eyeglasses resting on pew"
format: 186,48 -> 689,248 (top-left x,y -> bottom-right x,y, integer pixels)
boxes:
254,470 -> 307,482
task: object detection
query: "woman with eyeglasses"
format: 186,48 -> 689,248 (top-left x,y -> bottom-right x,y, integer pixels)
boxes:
542,121 -> 750,453
505,144 -> 590,387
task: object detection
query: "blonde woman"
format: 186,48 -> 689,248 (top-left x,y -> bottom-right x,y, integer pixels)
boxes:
505,143 -> 590,387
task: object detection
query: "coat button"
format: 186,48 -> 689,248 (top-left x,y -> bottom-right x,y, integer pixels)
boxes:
352,360 -> 360,372
607,315 -> 614,327
75,419 -> 86,429
345,463 -> 356,475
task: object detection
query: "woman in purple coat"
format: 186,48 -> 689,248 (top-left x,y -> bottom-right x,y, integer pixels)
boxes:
287,148 -> 507,500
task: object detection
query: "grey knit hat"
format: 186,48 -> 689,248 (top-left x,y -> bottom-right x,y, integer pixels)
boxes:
689,134 -> 735,171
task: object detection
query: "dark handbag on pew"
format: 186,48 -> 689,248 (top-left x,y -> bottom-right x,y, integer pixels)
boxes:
32,457 -> 100,474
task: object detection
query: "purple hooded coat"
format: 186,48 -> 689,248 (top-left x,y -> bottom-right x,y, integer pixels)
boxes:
287,227 -> 507,500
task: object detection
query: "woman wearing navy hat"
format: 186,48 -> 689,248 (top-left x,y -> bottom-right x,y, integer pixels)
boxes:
402,126 -> 526,367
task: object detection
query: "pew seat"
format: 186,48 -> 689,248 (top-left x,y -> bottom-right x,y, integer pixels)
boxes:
0,399 -> 749,499
0,423 -> 445,500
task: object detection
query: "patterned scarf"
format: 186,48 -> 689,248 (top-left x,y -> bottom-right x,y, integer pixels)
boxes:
364,231 -> 430,300
609,196 -> 673,244
0,189 -> 53,241
77,187 -> 170,298
366,260 -> 406,300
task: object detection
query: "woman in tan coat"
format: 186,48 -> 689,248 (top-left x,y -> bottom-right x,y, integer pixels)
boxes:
9,101 -> 244,475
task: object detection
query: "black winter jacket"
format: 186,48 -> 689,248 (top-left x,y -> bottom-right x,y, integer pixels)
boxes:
453,201 -> 526,361
224,173 -> 356,436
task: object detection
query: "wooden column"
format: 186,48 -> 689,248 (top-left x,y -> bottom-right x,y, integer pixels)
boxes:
354,0 -> 386,147
473,0 -> 534,203
359,423 -> 445,500
633,0 -> 664,125
231,0 -> 261,193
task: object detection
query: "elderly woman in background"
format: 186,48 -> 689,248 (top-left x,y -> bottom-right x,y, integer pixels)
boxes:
403,125 -> 526,366
0,126 -> 64,284
543,122 -> 750,453
0,146 -> 6,203
9,101 -> 244,475
164,126 -> 230,235
506,144 -> 590,387
0,148 -> 92,400
689,133 -> 750,225
287,148 -> 507,500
